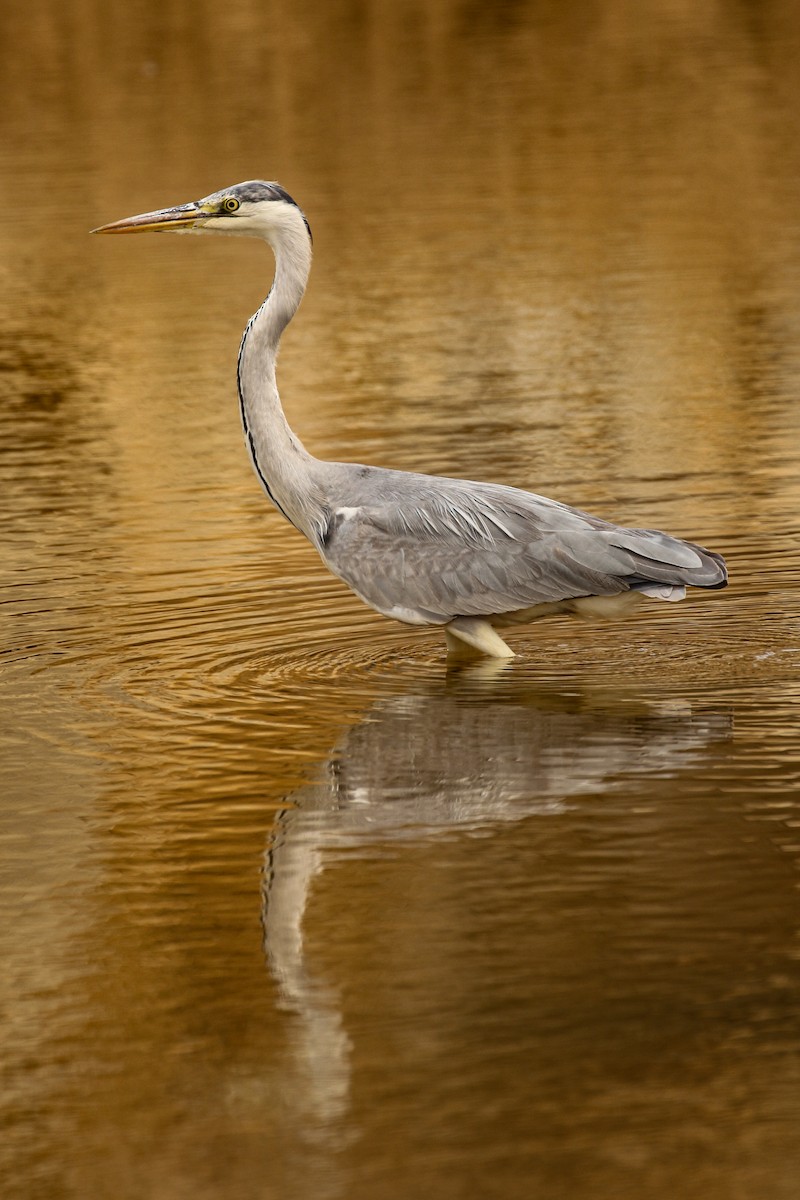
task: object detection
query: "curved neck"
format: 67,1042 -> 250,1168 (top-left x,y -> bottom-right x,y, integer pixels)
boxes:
237,217 -> 327,543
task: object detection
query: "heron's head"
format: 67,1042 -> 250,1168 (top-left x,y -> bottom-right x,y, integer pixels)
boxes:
93,181 -> 312,242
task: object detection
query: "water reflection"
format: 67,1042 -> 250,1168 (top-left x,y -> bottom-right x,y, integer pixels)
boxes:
5,0 -> 800,1195
263,681 -> 731,1137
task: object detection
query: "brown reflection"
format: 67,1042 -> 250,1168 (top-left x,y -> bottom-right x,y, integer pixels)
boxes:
263,684 -> 731,1142
4,1 -> 800,1198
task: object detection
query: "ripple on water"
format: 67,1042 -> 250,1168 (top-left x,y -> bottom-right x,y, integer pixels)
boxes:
3,516 -> 800,782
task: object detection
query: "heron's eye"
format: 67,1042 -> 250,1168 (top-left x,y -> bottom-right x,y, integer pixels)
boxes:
222,196 -> 240,213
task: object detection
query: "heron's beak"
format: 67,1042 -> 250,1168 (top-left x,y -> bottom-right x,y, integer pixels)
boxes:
92,202 -> 211,235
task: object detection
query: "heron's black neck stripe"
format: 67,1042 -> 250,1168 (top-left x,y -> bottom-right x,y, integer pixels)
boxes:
236,314 -> 298,531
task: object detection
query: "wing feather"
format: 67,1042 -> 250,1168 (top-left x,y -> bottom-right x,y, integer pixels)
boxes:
320,469 -> 726,624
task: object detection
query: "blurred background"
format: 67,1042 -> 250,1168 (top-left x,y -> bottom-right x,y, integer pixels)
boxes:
2,2 -> 800,1198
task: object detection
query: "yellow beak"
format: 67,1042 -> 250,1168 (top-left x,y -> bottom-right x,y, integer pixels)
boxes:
92,202 -> 210,235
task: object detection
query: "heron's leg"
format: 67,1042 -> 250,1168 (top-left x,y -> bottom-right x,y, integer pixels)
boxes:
444,628 -> 482,659
445,617 -> 515,659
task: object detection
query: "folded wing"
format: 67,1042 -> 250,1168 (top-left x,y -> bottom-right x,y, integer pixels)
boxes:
320,471 -> 727,625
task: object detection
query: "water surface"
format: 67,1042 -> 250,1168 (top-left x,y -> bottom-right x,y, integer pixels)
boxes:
2,2 -> 800,1198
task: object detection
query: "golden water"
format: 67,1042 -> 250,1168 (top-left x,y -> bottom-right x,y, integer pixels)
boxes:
2,2 -> 800,1197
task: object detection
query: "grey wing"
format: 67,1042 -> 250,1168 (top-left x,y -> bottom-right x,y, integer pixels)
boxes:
319,478 -> 727,625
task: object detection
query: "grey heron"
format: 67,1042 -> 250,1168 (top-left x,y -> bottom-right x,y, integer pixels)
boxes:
94,181 -> 727,658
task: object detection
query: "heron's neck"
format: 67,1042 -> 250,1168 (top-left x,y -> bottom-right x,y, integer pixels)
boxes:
237,221 -> 326,542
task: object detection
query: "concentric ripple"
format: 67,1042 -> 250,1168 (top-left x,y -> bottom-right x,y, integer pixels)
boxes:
4,531 -> 800,796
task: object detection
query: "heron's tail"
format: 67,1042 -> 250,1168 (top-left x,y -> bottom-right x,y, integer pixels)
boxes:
623,538 -> 728,594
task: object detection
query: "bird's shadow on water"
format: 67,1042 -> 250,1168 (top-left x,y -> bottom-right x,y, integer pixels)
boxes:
259,665 -> 732,1151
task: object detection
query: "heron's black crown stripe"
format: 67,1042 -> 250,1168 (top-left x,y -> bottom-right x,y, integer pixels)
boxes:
229,180 -> 312,242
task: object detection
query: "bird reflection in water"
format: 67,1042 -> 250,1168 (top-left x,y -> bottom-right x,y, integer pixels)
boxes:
261,677 -> 731,1138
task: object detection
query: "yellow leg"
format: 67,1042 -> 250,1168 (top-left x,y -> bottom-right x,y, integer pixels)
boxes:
445,617 -> 515,659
